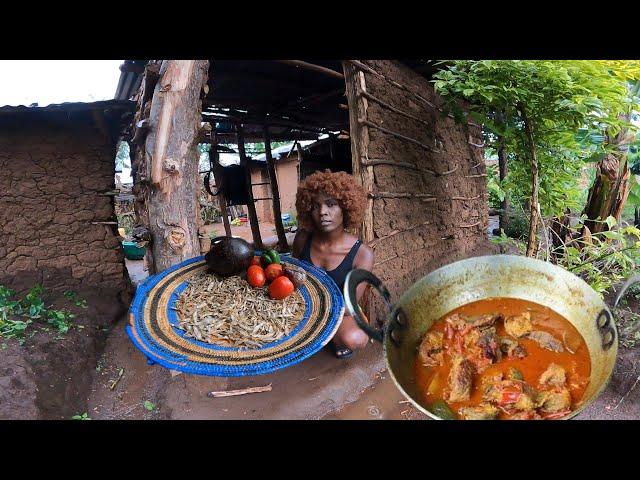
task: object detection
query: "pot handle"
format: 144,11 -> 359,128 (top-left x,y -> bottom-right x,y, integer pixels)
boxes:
597,274 -> 640,351
612,274 -> 640,310
343,269 -> 393,343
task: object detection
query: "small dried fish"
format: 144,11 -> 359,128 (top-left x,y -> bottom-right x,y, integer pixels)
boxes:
174,272 -> 305,348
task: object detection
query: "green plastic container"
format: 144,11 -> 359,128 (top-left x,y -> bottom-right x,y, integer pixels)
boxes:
122,241 -> 146,260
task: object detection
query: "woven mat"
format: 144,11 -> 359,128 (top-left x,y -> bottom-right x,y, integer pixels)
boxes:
126,254 -> 344,376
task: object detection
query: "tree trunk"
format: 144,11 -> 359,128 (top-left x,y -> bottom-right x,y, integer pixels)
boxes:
143,60 -> 209,273
581,125 -> 633,234
520,105 -> 540,258
497,134 -> 509,233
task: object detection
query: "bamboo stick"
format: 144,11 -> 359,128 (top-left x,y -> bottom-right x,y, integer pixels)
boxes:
347,60 -> 481,128
451,194 -> 484,201
207,384 -> 272,398
358,117 -> 441,154
369,192 -> 436,200
275,60 -> 344,80
358,90 -> 430,127
368,220 -> 432,247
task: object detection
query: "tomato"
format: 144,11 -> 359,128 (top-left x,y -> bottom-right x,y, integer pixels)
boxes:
247,265 -> 266,288
250,256 -> 262,267
264,263 -> 284,282
268,276 -> 295,300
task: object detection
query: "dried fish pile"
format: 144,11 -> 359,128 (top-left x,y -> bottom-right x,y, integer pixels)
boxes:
173,271 -> 305,348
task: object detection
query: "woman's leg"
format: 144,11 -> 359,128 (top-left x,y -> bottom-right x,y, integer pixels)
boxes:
332,314 -> 369,353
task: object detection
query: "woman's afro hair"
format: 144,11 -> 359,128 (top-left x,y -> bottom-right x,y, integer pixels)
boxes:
295,169 -> 367,231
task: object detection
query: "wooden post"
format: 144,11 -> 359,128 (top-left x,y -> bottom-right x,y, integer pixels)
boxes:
144,60 -> 209,273
237,124 -> 264,249
263,125 -> 289,251
343,61 -> 374,244
210,131 -> 232,237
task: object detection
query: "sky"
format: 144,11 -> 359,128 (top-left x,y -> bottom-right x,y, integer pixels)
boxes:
0,60 -> 123,107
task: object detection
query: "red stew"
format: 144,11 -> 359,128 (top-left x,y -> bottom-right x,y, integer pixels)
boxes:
414,298 -> 591,420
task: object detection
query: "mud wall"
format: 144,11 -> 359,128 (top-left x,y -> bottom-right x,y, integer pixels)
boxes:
0,118 -> 129,293
344,60 -> 489,319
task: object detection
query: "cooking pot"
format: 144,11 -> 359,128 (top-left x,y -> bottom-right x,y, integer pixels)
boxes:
344,255 -> 639,420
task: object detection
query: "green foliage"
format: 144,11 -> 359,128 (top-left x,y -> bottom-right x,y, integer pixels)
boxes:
433,60 -> 640,240
46,309 -> 75,334
552,216 -> 640,295
0,284 -> 78,341
503,209 -> 530,240
71,413 -> 91,420
115,141 -> 130,172
143,400 -> 156,411
486,164 -> 505,209
63,291 -> 88,309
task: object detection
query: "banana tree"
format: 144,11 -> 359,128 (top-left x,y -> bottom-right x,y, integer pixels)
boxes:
582,83 -> 640,234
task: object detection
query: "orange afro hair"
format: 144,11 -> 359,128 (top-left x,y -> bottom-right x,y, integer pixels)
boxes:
295,169 -> 367,231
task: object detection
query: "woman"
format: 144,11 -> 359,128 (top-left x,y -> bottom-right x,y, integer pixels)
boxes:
292,169 -> 374,359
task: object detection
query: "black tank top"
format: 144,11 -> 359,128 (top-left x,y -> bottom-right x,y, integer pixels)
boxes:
300,233 -> 362,292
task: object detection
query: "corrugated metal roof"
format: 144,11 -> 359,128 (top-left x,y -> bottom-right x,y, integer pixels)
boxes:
0,99 -> 135,114
114,60 -> 147,100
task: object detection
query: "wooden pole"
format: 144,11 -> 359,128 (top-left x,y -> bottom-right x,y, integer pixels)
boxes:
144,60 -> 209,273
263,125 -> 289,251
210,130 -> 232,237
237,124 -> 264,249
275,60 -> 345,80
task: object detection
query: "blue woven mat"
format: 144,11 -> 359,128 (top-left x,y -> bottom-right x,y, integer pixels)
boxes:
126,253 -> 344,376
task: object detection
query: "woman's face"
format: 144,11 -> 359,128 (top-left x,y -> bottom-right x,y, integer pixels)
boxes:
310,192 -> 344,233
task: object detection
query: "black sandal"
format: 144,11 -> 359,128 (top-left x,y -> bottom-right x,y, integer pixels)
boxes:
331,342 -> 353,360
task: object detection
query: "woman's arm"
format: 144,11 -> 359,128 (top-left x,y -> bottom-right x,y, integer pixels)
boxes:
352,243 -> 374,303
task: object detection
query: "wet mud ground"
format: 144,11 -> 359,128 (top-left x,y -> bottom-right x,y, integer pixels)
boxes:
4,217 -> 639,420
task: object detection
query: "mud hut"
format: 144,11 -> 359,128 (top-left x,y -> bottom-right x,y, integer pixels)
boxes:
0,100 -> 135,295
121,60 -> 489,318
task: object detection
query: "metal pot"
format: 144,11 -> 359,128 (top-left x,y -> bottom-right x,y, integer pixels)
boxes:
344,255 -> 639,420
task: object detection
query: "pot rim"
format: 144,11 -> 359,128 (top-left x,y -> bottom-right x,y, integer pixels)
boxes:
381,254 -> 618,421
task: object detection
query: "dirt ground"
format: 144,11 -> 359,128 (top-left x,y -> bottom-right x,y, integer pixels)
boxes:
4,217 -> 640,420
0,288 -> 127,420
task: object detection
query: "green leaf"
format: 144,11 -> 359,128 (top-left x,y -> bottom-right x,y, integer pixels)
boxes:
143,401 -> 155,411
605,216 -> 617,229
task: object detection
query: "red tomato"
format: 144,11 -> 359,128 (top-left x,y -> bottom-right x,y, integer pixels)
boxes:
250,256 -> 262,267
247,265 -> 266,288
268,276 -> 295,300
264,263 -> 284,282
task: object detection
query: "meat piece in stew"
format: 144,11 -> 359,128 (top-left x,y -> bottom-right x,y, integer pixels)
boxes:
499,337 -> 527,359
528,331 -> 564,353
483,378 -> 537,412
537,388 -> 572,414
445,312 -> 500,331
418,331 -> 444,367
504,312 -> 533,338
539,363 -> 566,387
459,403 -> 500,420
447,356 -> 475,402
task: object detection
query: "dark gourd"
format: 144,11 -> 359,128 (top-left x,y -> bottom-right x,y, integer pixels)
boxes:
205,236 -> 254,277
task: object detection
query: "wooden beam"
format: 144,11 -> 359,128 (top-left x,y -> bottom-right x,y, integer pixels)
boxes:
264,125 -> 289,252
210,131 -> 232,237
237,124 -> 264,249
274,60 -> 345,80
